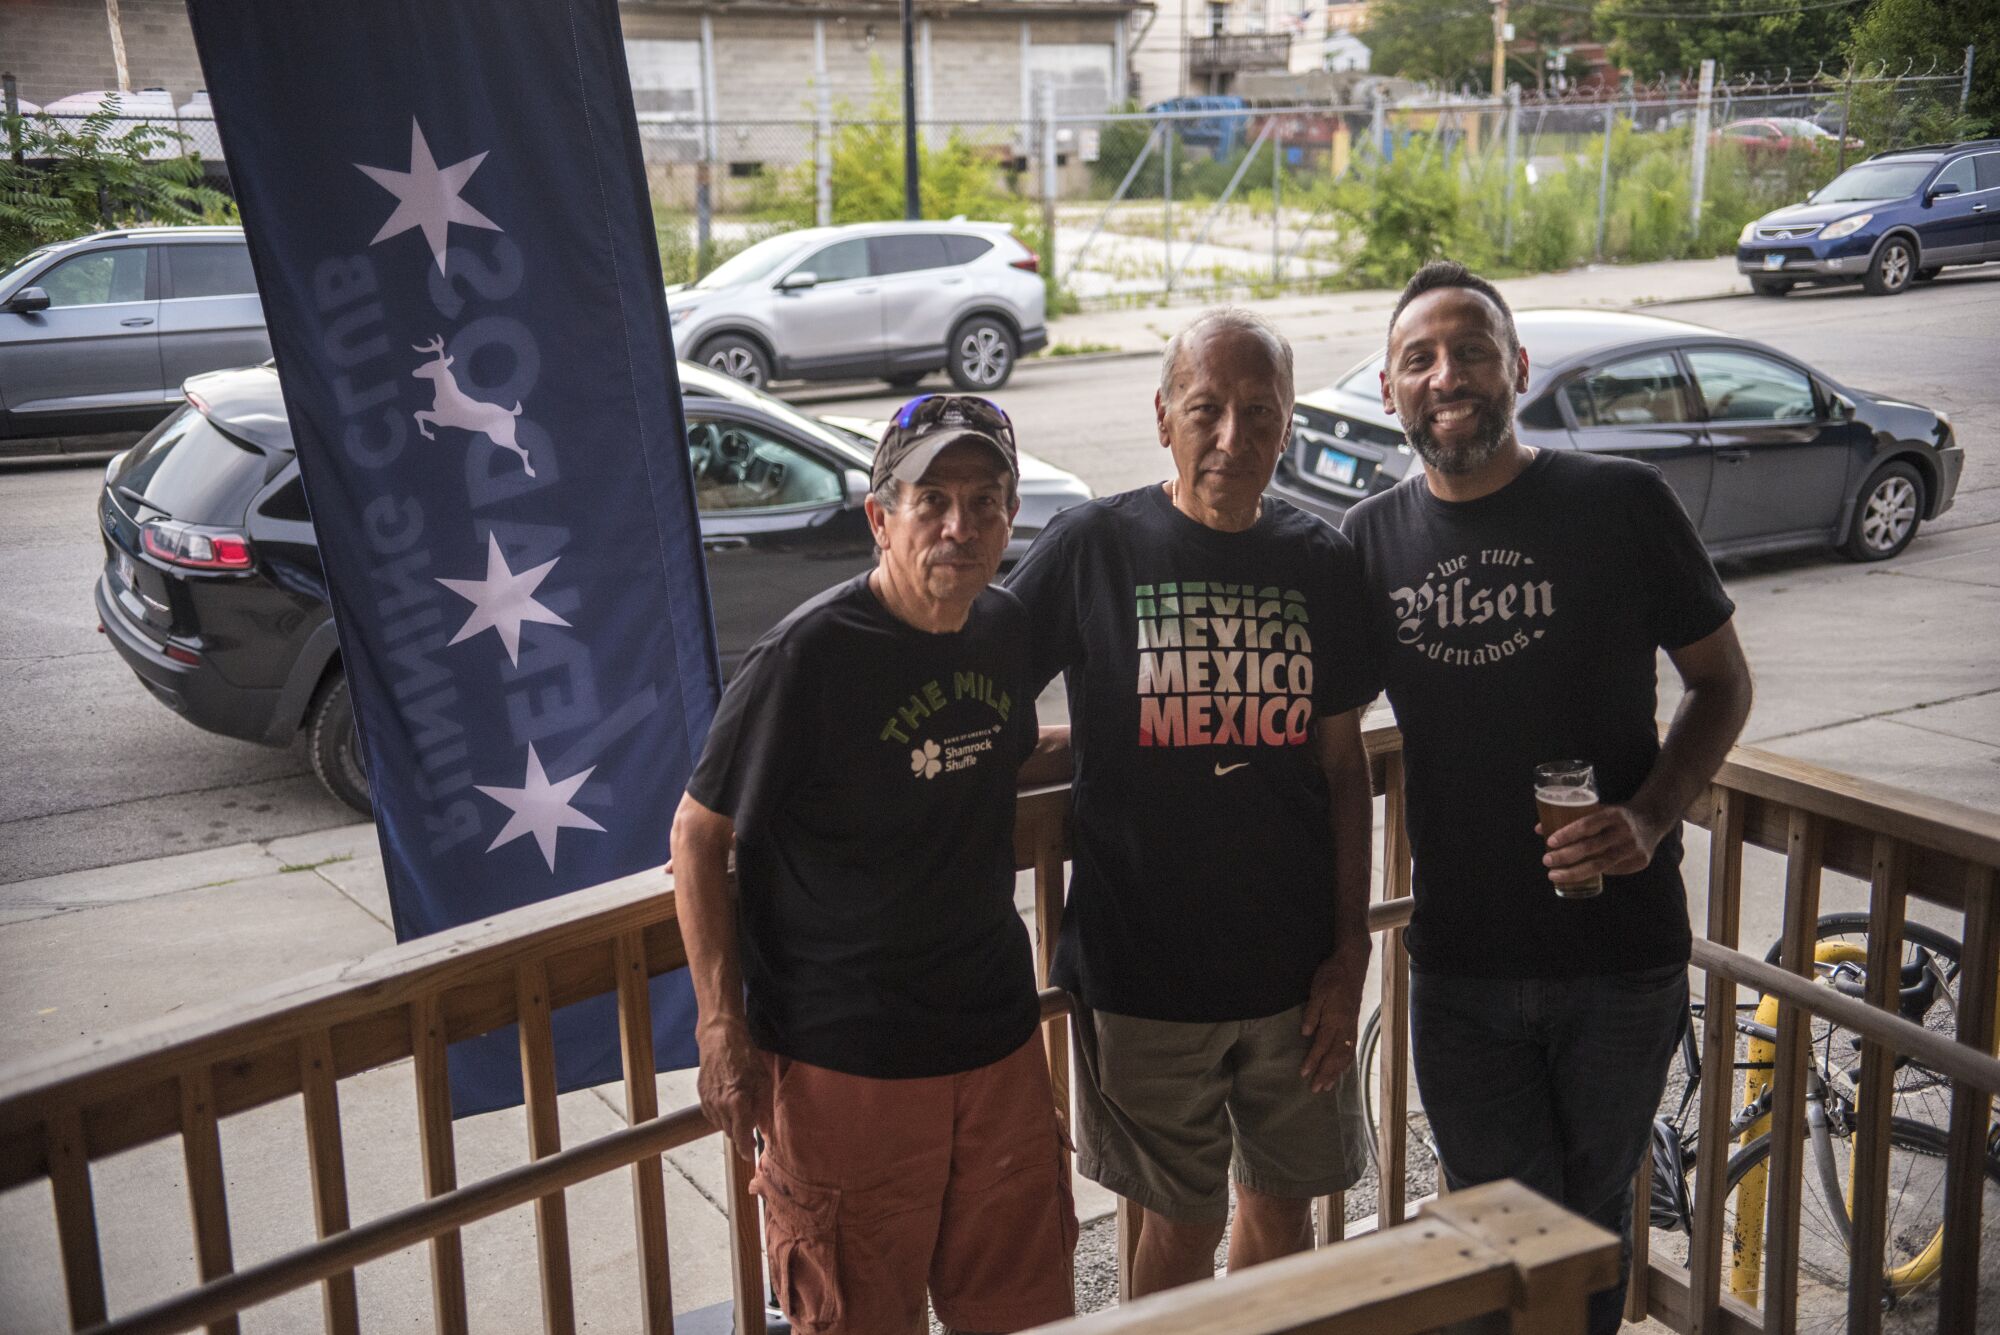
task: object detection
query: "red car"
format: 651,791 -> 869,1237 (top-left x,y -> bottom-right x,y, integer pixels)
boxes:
1715,117 -> 1863,165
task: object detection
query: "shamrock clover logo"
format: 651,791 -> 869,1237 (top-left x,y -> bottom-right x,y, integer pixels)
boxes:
910,739 -> 942,780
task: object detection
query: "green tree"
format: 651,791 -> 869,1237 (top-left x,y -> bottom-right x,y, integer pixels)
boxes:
1364,0 -> 1587,91
1598,0 -> 1858,80
0,101 -> 234,266
1845,0 -> 1996,131
1362,0 -> 1496,89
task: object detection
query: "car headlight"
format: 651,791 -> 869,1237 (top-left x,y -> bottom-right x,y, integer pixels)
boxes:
1820,213 -> 1873,241
1739,220 -> 1757,245
670,306 -> 695,326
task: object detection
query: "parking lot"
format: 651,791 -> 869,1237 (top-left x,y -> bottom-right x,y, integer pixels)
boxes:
2,266 -> 1997,888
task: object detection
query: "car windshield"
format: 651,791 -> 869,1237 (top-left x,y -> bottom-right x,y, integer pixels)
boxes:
1336,352 -> 1386,393
1778,118 -> 1832,138
0,247 -> 56,290
1815,160 -> 1935,203
681,367 -> 870,459
691,231 -> 818,291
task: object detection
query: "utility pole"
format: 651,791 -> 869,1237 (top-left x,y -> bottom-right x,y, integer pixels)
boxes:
1491,0 -> 1509,95
901,0 -> 920,219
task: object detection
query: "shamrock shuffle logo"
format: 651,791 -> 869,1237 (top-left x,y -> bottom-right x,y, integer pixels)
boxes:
910,739 -> 943,780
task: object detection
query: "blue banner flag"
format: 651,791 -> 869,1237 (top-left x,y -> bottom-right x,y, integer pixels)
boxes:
184,0 -> 722,1115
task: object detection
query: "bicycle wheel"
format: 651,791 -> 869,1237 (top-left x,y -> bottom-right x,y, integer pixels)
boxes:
1355,1004 -> 1436,1201
1716,1116 -> 2000,1333
1764,914 -> 1964,1135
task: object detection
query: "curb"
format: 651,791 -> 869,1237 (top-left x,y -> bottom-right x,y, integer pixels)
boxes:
0,450 -> 119,473
1630,287 -> 1750,309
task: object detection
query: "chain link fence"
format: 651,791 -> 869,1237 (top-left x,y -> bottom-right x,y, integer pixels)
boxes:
636,51 -> 1975,306
7,51 -> 1976,304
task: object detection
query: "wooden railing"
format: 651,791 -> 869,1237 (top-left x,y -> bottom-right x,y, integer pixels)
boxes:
0,723 -> 1995,1334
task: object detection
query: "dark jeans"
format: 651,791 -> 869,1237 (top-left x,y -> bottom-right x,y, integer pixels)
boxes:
1411,963 -> 1688,1335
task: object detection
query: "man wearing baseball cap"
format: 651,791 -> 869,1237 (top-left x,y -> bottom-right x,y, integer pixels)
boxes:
672,395 -> 1076,1335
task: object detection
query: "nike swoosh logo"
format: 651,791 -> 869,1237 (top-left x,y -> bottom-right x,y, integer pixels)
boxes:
1214,762 -> 1250,776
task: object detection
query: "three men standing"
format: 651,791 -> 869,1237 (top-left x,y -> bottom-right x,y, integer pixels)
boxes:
1343,261 -> 1753,1334
672,395 -> 1076,1335
672,274 -> 1752,1332
1007,310 -> 1376,1295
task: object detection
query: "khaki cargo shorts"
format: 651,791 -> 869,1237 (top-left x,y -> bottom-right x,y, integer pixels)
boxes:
1071,999 -> 1369,1225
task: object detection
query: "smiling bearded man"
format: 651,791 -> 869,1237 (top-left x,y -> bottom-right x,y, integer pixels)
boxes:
1341,261 -> 1754,1335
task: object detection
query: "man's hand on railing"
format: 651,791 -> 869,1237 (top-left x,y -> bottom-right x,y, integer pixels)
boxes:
1539,804 -> 1666,888
696,1017 -> 772,1162
1300,946 -> 1369,1093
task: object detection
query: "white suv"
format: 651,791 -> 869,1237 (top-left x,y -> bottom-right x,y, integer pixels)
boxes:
666,221 -> 1047,391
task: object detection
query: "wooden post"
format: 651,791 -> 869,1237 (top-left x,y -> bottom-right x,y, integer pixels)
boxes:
410,997 -> 470,1335
724,1143 -> 768,1335
1939,864 -> 1997,1333
614,931 -> 675,1334
1844,835 -> 1905,1334
517,961 -> 578,1335
45,1106 -> 108,1330
1378,753 -> 1413,1227
1763,810 -> 1825,1335
1116,1195 -> 1144,1303
178,1066 -> 239,1335
1032,816 -> 1076,1302
298,1030 -> 360,1335
1689,786 -> 1744,1335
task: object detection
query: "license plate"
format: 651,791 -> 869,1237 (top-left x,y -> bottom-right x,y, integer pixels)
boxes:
1763,254 -> 1786,271
1313,447 -> 1358,487
116,550 -> 136,588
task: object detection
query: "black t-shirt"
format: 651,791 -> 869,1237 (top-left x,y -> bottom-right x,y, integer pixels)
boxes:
684,574 -> 1041,1079
1342,449 -> 1735,979
1006,485 -> 1377,1022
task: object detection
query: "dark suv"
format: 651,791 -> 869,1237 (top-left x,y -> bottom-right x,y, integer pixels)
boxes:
1736,139 -> 2000,296
96,364 -> 1089,812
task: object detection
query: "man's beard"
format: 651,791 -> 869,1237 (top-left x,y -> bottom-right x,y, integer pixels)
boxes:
1403,394 -> 1514,476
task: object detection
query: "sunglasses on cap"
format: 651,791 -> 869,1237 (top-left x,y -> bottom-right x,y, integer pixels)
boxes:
892,393 -> 1016,452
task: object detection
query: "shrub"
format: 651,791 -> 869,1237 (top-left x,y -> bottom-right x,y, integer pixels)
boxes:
0,102 -> 234,266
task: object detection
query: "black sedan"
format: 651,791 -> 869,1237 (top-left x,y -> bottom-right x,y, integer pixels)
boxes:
95,362 -> 1089,813
1269,310 -> 1962,563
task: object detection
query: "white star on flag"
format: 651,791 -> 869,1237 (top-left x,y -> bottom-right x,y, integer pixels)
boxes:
476,745 -> 606,872
436,533 -> 570,666
355,119 -> 501,273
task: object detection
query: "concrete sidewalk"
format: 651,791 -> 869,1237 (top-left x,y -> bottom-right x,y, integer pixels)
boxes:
1034,256 -> 1746,360
0,824 -> 1122,1330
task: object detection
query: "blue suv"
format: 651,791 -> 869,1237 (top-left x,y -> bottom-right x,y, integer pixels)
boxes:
1736,139 -> 2000,297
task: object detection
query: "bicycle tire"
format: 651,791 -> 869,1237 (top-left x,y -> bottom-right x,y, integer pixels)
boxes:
1764,913 -> 1964,1133
1355,1004 -> 1435,1187
1711,1116 -> 2000,1329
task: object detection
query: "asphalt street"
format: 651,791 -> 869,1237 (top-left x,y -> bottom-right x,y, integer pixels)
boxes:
3,268 -> 1997,885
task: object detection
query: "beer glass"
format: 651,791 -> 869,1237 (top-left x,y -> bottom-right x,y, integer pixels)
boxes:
1534,760 -> 1603,898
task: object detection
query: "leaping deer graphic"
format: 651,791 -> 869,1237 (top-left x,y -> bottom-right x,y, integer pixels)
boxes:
410,335 -> 535,478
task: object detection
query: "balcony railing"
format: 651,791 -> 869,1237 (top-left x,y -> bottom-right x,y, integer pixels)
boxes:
1187,33 -> 1293,76
0,723 -> 1995,1333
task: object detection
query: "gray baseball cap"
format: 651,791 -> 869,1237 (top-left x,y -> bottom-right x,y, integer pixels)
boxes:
872,394 -> 1019,491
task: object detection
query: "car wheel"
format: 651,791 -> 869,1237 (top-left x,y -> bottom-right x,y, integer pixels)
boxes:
698,335 -> 771,389
1749,276 -> 1792,297
947,317 -> 1015,391
1842,461 -> 1924,562
885,371 -> 928,390
1863,237 -> 1915,296
307,670 -> 373,815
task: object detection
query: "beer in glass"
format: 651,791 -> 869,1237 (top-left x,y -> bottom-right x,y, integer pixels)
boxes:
1534,760 -> 1603,898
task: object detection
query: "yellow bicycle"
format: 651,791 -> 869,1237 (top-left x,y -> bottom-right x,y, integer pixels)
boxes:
1646,915 -> 1999,1330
